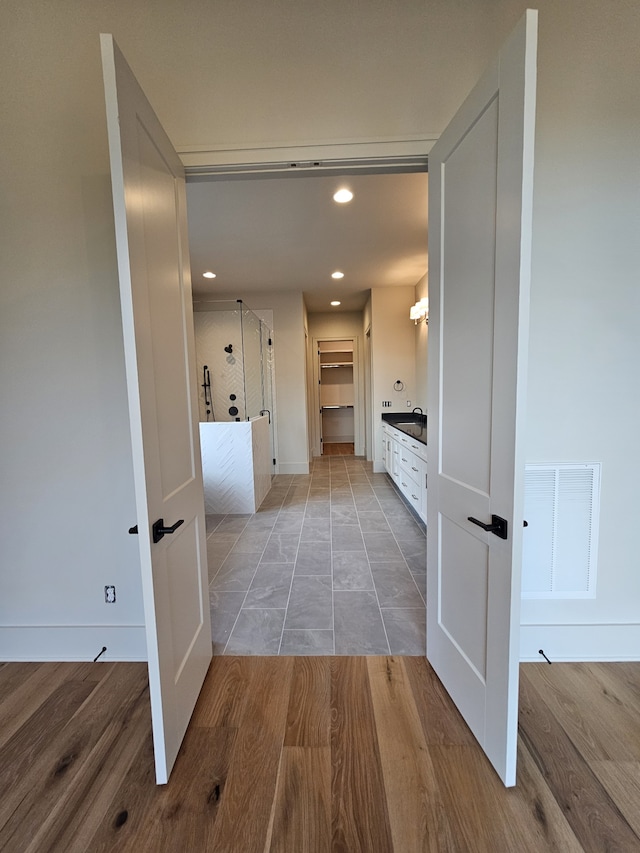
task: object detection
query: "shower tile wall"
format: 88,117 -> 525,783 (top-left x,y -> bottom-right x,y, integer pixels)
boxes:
207,455 -> 426,655
194,310 -> 246,421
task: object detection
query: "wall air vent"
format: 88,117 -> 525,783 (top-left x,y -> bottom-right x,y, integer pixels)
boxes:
522,463 -> 600,599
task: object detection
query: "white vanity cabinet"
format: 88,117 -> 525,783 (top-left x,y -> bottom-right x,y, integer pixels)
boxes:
382,422 -> 427,523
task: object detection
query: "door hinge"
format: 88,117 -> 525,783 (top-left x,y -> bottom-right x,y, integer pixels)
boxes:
273,458 -> 276,465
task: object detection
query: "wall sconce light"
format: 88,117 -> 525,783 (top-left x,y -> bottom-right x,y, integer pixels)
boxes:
410,297 -> 429,324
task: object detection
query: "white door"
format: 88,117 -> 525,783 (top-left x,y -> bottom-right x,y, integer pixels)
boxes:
101,34 -> 212,785
426,10 -> 537,787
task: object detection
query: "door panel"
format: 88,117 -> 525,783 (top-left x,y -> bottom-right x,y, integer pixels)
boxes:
440,98 -> 498,494
101,34 -> 212,785
426,10 -> 537,786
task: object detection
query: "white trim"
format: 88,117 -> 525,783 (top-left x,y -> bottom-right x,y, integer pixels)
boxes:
178,135 -> 436,173
278,463 -> 310,475
0,625 -> 147,662
520,623 -> 640,662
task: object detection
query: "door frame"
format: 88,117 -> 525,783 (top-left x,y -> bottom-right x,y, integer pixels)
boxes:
312,334 -> 363,457
183,140 -> 528,783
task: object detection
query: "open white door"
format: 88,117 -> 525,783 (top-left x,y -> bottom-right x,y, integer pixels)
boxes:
426,10 -> 537,786
101,34 -> 212,784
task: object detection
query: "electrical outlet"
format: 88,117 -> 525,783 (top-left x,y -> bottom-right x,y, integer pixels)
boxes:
104,585 -> 116,604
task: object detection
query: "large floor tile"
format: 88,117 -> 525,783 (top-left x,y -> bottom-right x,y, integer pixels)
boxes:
304,501 -> 331,519
279,629 -> 334,655
225,609 -> 286,655
244,564 -> 294,609
300,517 -> 331,542
272,512 -> 305,535
285,576 -> 333,630
370,562 -> 423,607
210,556 -> 259,591
209,590 -> 245,654
231,528 -> 271,554
363,530 -> 404,561
332,552 -> 375,591
331,524 -> 365,552
295,541 -> 331,575
381,608 -> 426,655
261,533 -> 300,563
206,465 -> 427,656
334,591 -> 390,655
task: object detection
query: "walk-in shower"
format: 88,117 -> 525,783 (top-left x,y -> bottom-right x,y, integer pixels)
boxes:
193,300 -> 276,513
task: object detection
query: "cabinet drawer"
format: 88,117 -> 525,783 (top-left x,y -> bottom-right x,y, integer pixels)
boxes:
398,468 -> 423,515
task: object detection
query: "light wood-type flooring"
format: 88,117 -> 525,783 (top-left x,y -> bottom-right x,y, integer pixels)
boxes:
322,443 -> 355,455
1,656 -> 639,852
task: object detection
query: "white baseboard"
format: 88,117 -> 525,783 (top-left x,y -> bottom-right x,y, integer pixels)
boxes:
0,625 -> 147,662
373,461 -> 386,473
278,463 -> 310,475
520,622 -> 640,662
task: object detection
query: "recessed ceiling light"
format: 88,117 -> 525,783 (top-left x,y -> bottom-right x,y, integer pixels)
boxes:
333,188 -> 353,204
203,271 -> 216,279
331,301 -> 341,306
331,271 -> 344,279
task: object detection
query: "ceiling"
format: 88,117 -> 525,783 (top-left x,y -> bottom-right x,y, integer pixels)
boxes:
186,170 -> 428,313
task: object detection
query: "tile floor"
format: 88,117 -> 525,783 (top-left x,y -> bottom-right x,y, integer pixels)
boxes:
207,454 -> 426,656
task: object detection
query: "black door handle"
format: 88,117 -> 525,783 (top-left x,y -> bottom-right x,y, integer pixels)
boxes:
467,514 -> 508,540
152,517 -> 184,543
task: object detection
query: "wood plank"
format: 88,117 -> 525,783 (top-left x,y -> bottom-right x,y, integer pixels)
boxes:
0,662 -> 102,751
330,656 -> 394,852
588,760 -> 640,839
266,747 -> 331,853
25,677 -> 151,852
0,678 -> 97,831
207,657 -> 294,853
402,655 -> 477,745
284,657 -> 330,747
0,664 -> 148,850
525,662 -> 640,761
1,656 -> 640,852
74,730 -> 158,853
367,656 -> 454,852
506,739 -> 584,852
191,656 -> 256,728
430,743 -> 524,851
86,726 -> 237,852
518,667 -> 640,852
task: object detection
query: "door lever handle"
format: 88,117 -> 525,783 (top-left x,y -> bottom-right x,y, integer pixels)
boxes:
467,514 -> 508,540
152,517 -> 184,543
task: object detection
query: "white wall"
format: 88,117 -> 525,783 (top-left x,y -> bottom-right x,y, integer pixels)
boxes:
513,0 -> 640,659
371,286 -> 418,472
413,272 -> 430,412
1,0 -> 638,661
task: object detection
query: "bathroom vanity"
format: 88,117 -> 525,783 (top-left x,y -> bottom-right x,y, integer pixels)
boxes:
381,413 -> 427,523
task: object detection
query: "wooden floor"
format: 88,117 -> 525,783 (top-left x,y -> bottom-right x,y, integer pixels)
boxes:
1,658 -> 639,852
322,443 -> 355,455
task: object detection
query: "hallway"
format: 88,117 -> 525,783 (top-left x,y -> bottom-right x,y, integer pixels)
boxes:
207,455 -> 426,655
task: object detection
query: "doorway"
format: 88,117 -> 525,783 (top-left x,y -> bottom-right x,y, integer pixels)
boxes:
318,338 -> 355,456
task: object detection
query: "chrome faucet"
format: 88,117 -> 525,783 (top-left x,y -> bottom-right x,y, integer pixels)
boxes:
412,407 -> 423,416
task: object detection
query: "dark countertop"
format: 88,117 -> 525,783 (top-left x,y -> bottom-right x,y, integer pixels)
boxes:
382,412 -> 427,445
